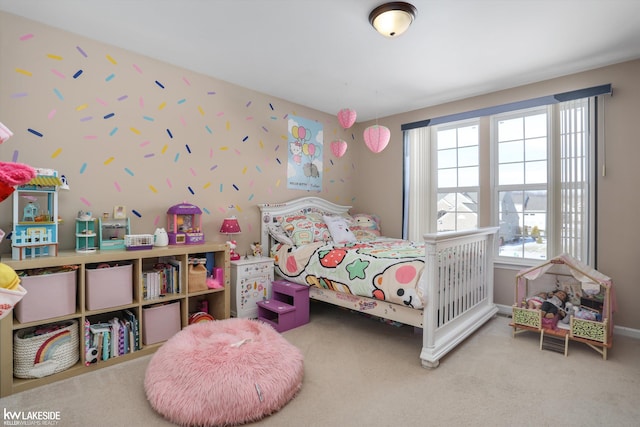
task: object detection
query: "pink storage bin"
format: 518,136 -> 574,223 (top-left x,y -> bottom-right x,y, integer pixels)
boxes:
15,270 -> 77,323
142,302 -> 181,345
85,264 -> 133,310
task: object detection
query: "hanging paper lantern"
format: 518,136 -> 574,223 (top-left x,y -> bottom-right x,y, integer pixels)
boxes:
337,108 -> 357,129
330,139 -> 348,158
363,125 -> 390,153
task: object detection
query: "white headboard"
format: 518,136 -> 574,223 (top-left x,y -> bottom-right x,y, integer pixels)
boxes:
258,196 -> 352,250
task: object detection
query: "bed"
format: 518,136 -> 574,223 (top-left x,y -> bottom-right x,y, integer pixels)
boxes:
259,196 -> 499,368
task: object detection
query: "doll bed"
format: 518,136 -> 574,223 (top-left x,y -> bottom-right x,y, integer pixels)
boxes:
259,197 -> 499,368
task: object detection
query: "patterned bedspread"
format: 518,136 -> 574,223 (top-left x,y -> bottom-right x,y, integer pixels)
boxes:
272,238 -> 426,309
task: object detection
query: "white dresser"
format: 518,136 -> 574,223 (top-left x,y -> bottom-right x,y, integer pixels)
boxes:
230,256 -> 274,318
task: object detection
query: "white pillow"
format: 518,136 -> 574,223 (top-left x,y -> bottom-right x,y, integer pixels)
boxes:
323,215 -> 356,244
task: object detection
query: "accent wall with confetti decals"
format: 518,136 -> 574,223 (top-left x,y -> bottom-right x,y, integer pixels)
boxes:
0,12 -> 358,254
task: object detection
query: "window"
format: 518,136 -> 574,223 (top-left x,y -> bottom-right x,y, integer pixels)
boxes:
435,122 -> 479,232
403,84 -> 607,265
403,120 -> 479,241
494,99 -> 593,262
494,108 -> 549,259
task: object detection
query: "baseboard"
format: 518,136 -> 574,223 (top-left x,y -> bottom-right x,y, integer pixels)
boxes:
495,303 -> 640,340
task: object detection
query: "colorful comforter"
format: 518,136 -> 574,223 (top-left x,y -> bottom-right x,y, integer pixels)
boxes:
272,238 -> 426,309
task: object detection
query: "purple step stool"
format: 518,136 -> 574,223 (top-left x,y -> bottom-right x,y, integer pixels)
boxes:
256,299 -> 296,333
272,280 -> 310,326
257,280 -> 310,332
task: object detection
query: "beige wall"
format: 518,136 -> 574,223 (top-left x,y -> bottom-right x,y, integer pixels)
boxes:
2,12 -> 639,331
0,12 -> 357,257
356,59 -> 640,331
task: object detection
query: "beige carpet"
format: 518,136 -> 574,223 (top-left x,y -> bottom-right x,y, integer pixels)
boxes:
2,302 -> 639,426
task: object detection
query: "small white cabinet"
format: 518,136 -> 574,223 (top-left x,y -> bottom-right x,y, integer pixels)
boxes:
230,257 -> 274,318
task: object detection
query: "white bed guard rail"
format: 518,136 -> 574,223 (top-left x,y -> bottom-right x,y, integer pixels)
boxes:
420,226 -> 499,368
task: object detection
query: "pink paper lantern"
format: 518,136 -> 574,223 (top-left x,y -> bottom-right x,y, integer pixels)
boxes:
363,125 -> 390,153
330,139 -> 348,158
337,108 -> 357,129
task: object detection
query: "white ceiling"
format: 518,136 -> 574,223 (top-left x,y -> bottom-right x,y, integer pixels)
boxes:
2,0 -> 640,122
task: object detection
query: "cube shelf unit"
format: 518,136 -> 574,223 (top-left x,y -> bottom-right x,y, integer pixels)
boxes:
0,242 -> 229,397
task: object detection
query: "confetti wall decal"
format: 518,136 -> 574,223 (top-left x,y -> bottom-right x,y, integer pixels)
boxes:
1,20 -> 354,252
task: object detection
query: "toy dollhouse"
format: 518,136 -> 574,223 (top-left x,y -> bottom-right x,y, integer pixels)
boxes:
511,253 -> 615,359
11,168 -> 61,260
166,203 -> 204,245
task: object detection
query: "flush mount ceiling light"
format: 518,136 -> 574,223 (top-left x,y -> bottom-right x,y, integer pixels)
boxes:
369,2 -> 417,38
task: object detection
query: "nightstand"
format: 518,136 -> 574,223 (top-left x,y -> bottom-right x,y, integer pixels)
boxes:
230,256 -> 274,318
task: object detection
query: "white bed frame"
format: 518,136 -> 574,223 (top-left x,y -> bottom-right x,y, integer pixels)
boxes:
259,197 -> 499,368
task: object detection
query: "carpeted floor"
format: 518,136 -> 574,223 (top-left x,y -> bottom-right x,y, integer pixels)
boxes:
2,301 -> 640,426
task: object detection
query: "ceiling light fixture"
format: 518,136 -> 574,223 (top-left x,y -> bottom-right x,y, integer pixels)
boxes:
369,2 -> 417,38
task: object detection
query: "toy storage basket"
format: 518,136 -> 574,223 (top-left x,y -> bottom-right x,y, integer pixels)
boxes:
188,263 -> 208,292
13,320 -> 80,378
125,234 -> 154,250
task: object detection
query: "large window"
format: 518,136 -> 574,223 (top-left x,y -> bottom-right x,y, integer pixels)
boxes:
403,85 -> 606,265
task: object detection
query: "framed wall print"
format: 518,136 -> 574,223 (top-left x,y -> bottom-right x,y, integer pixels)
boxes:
113,205 -> 127,219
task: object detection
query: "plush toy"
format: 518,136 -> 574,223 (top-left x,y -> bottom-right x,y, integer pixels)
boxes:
0,263 -> 27,320
560,302 -> 577,324
0,161 -> 37,202
540,289 -> 568,319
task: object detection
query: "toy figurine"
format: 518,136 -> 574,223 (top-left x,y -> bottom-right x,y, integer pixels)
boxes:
251,242 -> 263,258
227,240 -> 240,261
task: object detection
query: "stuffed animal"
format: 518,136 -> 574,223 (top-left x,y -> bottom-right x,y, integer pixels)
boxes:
560,302 -> 577,324
0,161 -> 36,202
0,263 -> 26,320
540,289 -> 568,319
